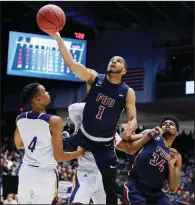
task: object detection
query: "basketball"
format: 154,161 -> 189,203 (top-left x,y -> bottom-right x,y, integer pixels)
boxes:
36,4 -> 66,35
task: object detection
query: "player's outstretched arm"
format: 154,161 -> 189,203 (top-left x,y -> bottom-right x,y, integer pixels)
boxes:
52,32 -> 98,82
115,128 -> 160,154
125,88 -> 137,134
115,131 -> 150,154
168,149 -> 182,192
14,116 -> 24,149
121,122 -> 152,142
50,115 -> 85,162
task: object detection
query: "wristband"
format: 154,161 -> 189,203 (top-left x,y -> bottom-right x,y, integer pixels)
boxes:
147,132 -> 159,139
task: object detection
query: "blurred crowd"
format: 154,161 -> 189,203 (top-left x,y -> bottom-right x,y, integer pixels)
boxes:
1,121 -> 194,204
1,193 -> 19,204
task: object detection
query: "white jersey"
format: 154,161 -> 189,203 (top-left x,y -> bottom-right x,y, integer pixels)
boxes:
17,112 -> 57,169
68,103 -> 85,132
68,103 -> 122,169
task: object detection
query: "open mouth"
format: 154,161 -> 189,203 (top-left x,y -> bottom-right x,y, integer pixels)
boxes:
110,65 -> 116,69
164,127 -> 171,130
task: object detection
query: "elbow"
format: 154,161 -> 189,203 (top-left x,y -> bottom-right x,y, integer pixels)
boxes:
54,157 -> 61,162
127,148 -> 137,155
54,152 -> 63,162
54,156 -> 62,162
14,139 -> 24,149
123,146 -> 137,155
15,143 -> 24,149
116,141 -> 138,155
169,184 -> 180,193
169,187 -> 177,193
126,144 -> 139,154
14,143 -> 20,149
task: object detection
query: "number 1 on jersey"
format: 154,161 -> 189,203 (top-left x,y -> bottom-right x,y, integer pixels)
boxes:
96,105 -> 105,120
28,137 -> 37,153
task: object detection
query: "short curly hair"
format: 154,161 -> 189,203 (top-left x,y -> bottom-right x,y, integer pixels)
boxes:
20,83 -> 40,105
160,115 -> 179,132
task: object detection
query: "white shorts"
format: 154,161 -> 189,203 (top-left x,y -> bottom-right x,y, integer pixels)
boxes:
69,168 -> 106,204
18,164 -> 58,204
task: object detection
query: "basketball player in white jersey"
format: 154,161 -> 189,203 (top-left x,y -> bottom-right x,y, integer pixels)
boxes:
14,83 -> 85,204
67,102 -> 106,204
66,101 -> 161,204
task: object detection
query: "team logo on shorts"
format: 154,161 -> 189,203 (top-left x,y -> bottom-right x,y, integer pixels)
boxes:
155,136 -> 161,141
97,79 -> 103,85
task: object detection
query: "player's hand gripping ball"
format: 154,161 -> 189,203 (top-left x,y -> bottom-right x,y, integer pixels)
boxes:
36,4 -> 66,35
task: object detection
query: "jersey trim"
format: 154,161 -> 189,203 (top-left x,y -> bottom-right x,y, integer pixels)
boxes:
80,124 -> 113,142
18,112 -> 51,123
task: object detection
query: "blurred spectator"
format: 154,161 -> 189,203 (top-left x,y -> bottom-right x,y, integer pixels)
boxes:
179,192 -> 190,204
11,194 -> 19,204
3,193 -> 13,204
189,192 -> 194,204
57,197 -> 63,204
3,193 -> 19,204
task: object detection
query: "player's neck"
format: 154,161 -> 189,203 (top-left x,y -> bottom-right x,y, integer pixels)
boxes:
163,137 -> 174,148
31,107 -> 46,113
106,75 -> 121,84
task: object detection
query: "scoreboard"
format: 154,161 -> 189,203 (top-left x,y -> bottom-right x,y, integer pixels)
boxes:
7,31 -> 86,82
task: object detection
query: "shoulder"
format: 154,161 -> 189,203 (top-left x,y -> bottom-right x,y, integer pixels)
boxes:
16,115 -> 20,122
127,87 -> 135,96
49,115 -> 63,134
125,87 -> 136,102
175,150 -> 182,169
86,69 -> 98,84
88,68 -> 98,76
171,148 -> 182,161
15,115 -> 20,126
49,115 -> 62,126
16,112 -> 27,122
177,153 -> 182,161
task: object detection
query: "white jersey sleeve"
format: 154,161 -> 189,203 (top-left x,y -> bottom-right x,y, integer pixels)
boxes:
68,103 -> 85,132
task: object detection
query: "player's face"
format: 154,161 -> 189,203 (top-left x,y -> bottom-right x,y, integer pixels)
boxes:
107,56 -> 127,76
35,85 -> 51,107
161,120 -> 178,137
